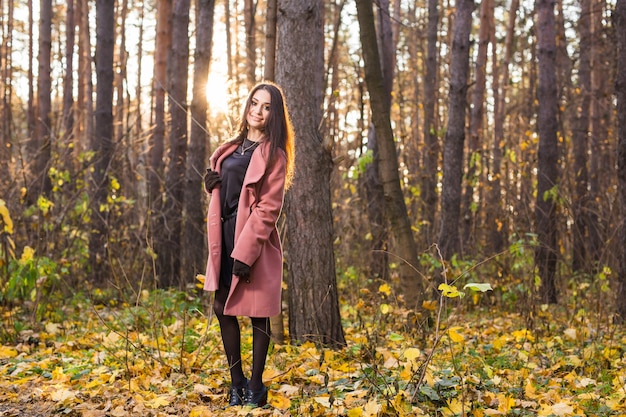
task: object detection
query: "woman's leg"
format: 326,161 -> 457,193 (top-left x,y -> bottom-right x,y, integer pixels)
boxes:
248,317 -> 271,392
213,288 -> 246,388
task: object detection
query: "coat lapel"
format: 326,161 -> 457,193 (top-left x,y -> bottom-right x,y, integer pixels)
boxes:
242,140 -> 271,188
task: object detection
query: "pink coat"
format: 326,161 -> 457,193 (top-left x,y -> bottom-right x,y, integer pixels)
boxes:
204,140 -> 286,317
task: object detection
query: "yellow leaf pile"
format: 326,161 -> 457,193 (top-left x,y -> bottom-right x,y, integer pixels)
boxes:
1,292 -> 625,416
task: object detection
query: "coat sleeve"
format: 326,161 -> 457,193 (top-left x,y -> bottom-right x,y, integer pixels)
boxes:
231,153 -> 286,267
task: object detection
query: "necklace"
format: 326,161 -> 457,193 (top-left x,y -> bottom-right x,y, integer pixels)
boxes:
240,139 -> 259,155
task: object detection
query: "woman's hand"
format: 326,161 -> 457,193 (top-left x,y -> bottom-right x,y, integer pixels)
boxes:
233,260 -> 251,282
204,169 -> 221,192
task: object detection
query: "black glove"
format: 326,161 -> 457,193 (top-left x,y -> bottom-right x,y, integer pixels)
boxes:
204,169 -> 221,192
233,260 -> 251,282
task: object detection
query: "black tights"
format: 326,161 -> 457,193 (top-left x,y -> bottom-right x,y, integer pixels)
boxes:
214,288 -> 271,392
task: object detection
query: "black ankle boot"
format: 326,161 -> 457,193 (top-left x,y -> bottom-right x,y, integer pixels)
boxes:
244,384 -> 268,407
228,380 -> 248,406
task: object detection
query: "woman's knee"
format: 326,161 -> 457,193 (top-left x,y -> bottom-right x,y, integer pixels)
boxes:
213,298 -> 225,316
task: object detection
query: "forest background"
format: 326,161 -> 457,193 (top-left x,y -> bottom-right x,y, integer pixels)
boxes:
1,0 -> 626,415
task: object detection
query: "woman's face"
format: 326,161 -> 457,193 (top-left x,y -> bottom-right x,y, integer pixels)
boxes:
246,89 -> 272,133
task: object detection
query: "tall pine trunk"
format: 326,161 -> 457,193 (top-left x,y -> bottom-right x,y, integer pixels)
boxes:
1,0 -> 15,188
157,0 -> 190,288
463,0 -> 492,252
356,0 -> 422,307
438,0 -> 474,260
76,0 -> 94,158
148,0 -> 171,282
90,0 -> 116,285
62,0 -> 75,148
244,0 -> 256,86
489,0 -> 519,255
279,0 -> 345,347
182,0 -> 215,284
34,0 -> 53,198
363,0 -> 395,281
588,0 -> 608,264
571,0 -> 592,272
422,0 -> 440,246
263,0 -> 277,81
535,0 -> 560,304
614,0 -> 626,321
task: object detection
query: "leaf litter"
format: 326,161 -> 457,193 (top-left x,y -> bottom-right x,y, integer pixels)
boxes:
1,290 -> 626,417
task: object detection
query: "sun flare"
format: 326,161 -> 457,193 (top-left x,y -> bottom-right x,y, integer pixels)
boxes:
206,71 -> 232,116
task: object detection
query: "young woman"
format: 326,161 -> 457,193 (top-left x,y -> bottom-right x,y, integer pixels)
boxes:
203,82 -> 295,408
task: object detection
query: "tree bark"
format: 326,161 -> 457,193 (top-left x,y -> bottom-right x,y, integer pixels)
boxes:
149,0 -> 171,286
76,0 -> 94,158
363,0 -> 395,281
157,0 -> 190,288
489,0 -> 518,255
1,0 -> 15,188
62,0 -> 76,148
34,0 -> 53,198
115,0 -> 130,199
244,0 -> 257,87
90,0 -> 116,285
278,0 -> 346,347
437,0 -> 474,260
182,0 -> 215,285
421,0 -> 440,246
614,0 -> 626,322
263,0 -> 277,81
535,0 -> 560,304
463,0 -> 492,252
27,0 -> 36,160
588,0 -> 608,264
571,0 -> 592,272
356,0 -> 422,307
149,0 -> 171,210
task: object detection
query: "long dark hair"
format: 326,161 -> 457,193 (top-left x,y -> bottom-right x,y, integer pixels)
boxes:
234,81 -> 295,189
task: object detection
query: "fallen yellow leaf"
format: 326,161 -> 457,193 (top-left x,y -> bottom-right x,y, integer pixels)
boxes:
0,345 -> 18,358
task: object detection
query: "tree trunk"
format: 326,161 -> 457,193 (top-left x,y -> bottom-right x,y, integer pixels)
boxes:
437,0 -> 474,260
1,0 -> 15,188
77,0 -> 94,158
90,0 -> 116,285
28,0 -> 36,159
571,0 -> 592,272
535,0 -> 560,304
244,0 -> 256,87
363,0 -> 395,281
62,0 -> 75,148
263,0 -> 277,81
421,0 -> 440,246
463,0 -> 492,252
489,0 -> 518,255
149,0 -> 171,211
278,0 -> 345,347
588,0 -> 608,265
132,0 -> 147,230
614,0 -> 626,322
224,0 -> 233,80
356,0 -> 422,307
115,0 -> 129,187
322,0 -> 345,148
149,0 -> 171,285
34,0 -> 53,198
157,0 -> 190,288
182,0 -> 215,285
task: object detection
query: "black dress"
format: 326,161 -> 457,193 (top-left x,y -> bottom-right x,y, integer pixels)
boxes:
218,139 -> 259,288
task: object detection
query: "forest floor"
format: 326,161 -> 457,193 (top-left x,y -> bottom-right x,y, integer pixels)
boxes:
1,287 -> 626,417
